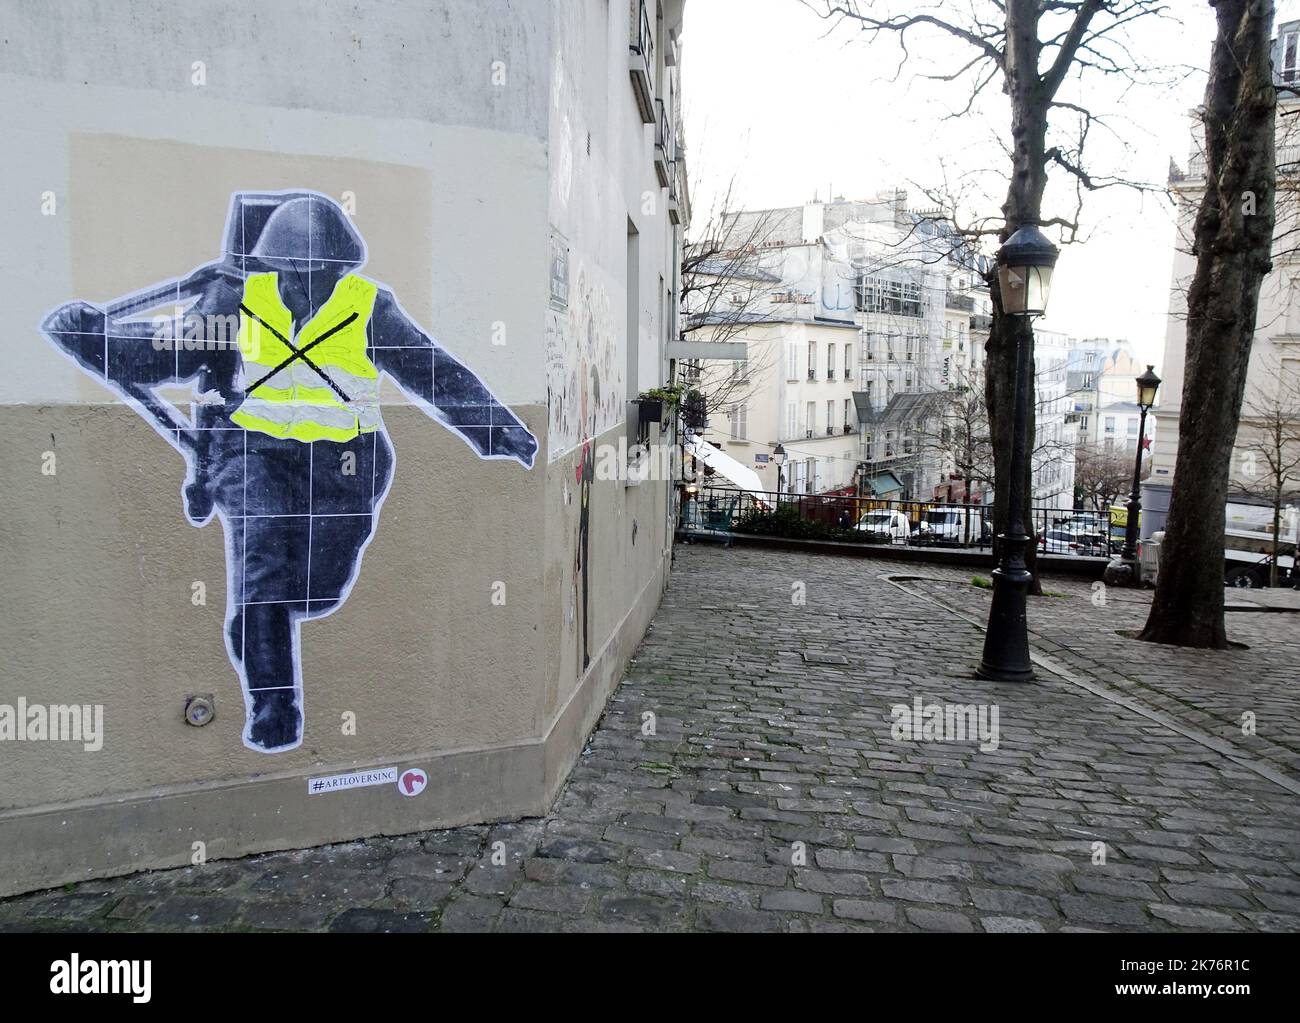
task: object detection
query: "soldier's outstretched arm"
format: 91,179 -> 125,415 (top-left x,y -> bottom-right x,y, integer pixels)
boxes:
42,301 -> 179,387
370,290 -> 538,468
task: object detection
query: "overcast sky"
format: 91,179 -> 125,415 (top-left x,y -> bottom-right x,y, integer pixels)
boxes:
681,1 -> 1300,367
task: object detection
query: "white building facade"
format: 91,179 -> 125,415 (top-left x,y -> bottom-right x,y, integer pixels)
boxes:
692,194 -> 994,500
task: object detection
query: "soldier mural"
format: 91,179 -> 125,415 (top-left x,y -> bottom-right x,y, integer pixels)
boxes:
41,191 -> 538,753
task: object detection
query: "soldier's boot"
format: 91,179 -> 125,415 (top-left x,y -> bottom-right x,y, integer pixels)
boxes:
246,688 -> 302,751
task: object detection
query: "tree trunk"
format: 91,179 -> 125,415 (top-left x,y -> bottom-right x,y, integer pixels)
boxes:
1139,0 -> 1276,648
985,0 -> 1047,596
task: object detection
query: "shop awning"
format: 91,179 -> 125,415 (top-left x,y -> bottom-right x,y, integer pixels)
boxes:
866,470 -> 905,498
686,437 -> 767,499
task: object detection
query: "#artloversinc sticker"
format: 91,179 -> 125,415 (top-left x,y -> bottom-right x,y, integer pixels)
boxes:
305,766 -> 429,796
307,767 -> 398,795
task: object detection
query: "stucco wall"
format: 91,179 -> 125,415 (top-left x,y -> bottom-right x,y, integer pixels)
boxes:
0,0 -> 678,896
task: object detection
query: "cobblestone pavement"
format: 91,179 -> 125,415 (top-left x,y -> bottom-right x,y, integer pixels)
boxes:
3,545 -> 1299,933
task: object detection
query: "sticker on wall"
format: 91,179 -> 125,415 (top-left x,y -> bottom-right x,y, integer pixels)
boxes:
397,768 -> 428,797
308,767 -> 399,795
40,190 -> 539,754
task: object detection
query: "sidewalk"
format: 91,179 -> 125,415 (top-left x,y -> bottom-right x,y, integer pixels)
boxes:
2,544 -> 1298,932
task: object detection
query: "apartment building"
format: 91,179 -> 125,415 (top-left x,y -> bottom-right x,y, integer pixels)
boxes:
691,193 -> 989,499
1032,330 -> 1078,510
1064,338 -> 1154,451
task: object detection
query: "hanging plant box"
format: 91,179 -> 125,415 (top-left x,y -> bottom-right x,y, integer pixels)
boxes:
636,397 -> 665,425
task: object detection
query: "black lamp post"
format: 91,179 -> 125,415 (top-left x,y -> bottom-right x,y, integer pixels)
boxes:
976,222 -> 1058,683
773,443 -> 787,500
1104,365 -> 1161,586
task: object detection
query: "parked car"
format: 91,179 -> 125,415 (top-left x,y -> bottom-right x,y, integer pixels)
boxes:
855,509 -> 911,542
1040,529 -> 1086,555
1052,514 -> 1109,555
917,506 -> 982,545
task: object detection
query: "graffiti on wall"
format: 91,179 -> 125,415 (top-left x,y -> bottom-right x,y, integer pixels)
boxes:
545,257 -> 621,463
543,252 -> 616,673
40,190 -> 538,753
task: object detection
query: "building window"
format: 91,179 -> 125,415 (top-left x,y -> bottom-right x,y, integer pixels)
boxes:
787,402 -> 797,439
730,405 -> 748,440
732,358 -> 749,380
1105,416 -> 1116,434
856,275 -> 923,317
826,399 -> 835,433
843,398 -> 853,429
807,342 -> 817,379
806,400 -> 816,436
1284,29 -> 1300,83
827,343 -> 836,379
787,343 -> 799,381
844,345 -> 852,375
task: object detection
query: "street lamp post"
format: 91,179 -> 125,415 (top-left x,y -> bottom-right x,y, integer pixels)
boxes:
976,223 -> 1059,683
772,443 -> 787,501
1104,365 -> 1161,586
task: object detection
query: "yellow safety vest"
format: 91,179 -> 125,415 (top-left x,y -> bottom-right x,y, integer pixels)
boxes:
231,272 -> 381,444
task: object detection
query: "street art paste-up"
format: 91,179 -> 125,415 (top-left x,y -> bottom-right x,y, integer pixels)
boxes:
544,256 -> 617,678
544,259 -> 620,462
41,191 -> 538,753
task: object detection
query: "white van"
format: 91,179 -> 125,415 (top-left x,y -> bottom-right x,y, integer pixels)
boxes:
918,505 -> 982,544
856,509 -> 911,542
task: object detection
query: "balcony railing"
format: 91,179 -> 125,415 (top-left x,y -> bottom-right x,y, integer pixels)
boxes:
945,293 -> 975,312
628,0 -> 655,123
654,99 -> 671,187
827,369 -> 836,381
807,369 -> 816,381
843,424 -> 854,434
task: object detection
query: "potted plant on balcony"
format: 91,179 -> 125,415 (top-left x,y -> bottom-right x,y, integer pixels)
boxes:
635,383 -> 686,427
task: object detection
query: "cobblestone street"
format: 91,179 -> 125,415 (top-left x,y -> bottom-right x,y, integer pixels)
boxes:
4,545 -> 1299,933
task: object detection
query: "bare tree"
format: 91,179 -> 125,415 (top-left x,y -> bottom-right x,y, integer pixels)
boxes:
915,362 -> 992,484
1140,0 -> 1276,648
1237,363 -> 1300,586
806,0 -> 1172,594
1074,442 -> 1133,510
917,360 -> 1080,539
679,177 -> 781,422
